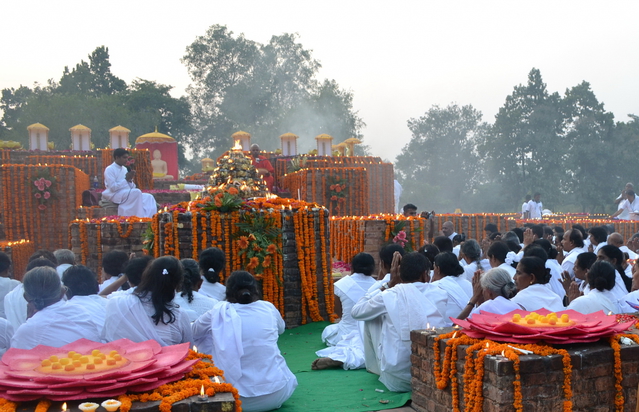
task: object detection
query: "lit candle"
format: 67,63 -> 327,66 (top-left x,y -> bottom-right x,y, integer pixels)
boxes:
199,385 -> 208,400
193,345 -> 198,353
62,403 -> 67,412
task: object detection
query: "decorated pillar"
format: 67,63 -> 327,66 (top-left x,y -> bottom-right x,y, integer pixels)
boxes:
231,131 -> 251,151
27,123 -> 49,151
70,124 -> 92,151
201,157 -> 215,172
343,137 -> 362,156
333,143 -> 346,156
315,134 -> 333,156
109,125 -> 131,149
280,132 -> 299,156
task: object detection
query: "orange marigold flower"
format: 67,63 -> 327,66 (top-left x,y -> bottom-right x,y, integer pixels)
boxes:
214,198 -> 223,207
237,236 -> 249,249
262,255 -> 272,267
267,244 -> 277,254
247,257 -> 259,269
248,233 -> 256,241
228,187 -> 239,195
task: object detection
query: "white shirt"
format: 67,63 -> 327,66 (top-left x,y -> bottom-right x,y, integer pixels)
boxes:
593,241 -> 607,254
619,245 -> 638,260
618,196 -> 639,220
99,275 -> 122,293
4,284 -> 27,330
618,290 -> 639,313
0,277 -> 20,319
521,201 -> 530,218
561,247 -> 587,279
173,291 -> 218,322
192,300 -> 297,398
66,294 -> 108,331
462,261 -> 480,282
528,199 -> 543,219
568,289 -> 620,314
498,263 -> 517,279
433,276 -> 472,325
0,318 -> 13,357
56,264 -> 72,279
102,162 -> 135,202
12,300 -> 101,349
471,296 -> 522,317
510,284 -> 564,312
199,281 -> 227,301
102,293 -> 192,346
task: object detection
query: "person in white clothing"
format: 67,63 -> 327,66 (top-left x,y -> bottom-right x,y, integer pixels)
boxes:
173,259 -> 218,322
441,221 -> 458,242
362,245 -> 406,376
521,195 -> 531,219
192,271 -> 297,412
63,265 -> 108,331
460,240 -> 483,281
613,183 -> 634,220
313,253 -> 376,370
557,229 -> 587,279
352,252 -> 447,392
394,179 -> 402,214
611,190 -> 639,220
561,252 -> 597,305
594,245 -> 632,299
198,248 -> 227,301
458,268 -> 520,320
0,318 -> 13,357
12,267 -> 101,349
608,232 -> 638,260
102,256 -> 192,346
487,241 -> 517,278
0,253 -> 20,319
588,226 -> 608,253
53,249 -> 75,279
432,252 -> 472,325
527,193 -> 543,219
568,261 -> 621,314
101,256 -> 153,298
511,256 -> 564,312
102,148 -> 157,218
99,250 -> 129,293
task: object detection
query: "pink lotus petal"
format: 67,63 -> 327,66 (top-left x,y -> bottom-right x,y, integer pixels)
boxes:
128,375 -> 185,393
83,359 -> 155,381
0,378 -> 48,389
123,348 -> 154,362
7,387 -> 83,396
8,357 -> 42,371
48,388 -> 127,401
153,343 -> 190,367
48,379 -> 117,389
1,393 -> 42,402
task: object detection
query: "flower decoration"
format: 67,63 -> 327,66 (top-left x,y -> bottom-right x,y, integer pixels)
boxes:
235,213 -> 280,275
387,220 -> 420,252
326,177 -> 348,215
202,187 -> 244,213
0,339 -> 198,401
29,168 -> 58,211
453,309 -> 634,344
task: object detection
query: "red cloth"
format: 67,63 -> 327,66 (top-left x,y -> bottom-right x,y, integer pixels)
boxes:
251,155 -> 274,191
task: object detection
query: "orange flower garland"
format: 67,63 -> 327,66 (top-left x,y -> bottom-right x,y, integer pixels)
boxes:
433,331 -> 574,412
191,212 -> 199,259
34,399 -> 51,412
610,333 -> 639,411
0,398 -> 18,412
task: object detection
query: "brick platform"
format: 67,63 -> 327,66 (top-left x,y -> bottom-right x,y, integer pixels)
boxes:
411,328 -> 639,412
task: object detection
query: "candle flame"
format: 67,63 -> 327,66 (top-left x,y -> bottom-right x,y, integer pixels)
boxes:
62,403 -> 67,412
426,323 -> 430,329
193,345 -> 197,353
232,140 -> 243,151
501,350 -> 505,357
200,385 -> 205,396
213,376 -> 221,384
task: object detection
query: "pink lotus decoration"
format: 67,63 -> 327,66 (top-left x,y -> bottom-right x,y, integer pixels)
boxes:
0,339 -> 198,401
453,309 -> 635,344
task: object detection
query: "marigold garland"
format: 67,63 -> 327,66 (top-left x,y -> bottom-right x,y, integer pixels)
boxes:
34,399 -> 51,412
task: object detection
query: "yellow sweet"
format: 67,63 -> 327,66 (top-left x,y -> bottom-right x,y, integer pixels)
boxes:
64,365 -> 75,371
512,314 -> 521,322
91,350 -> 101,357
60,358 -> 70,365
49,355 -> 58,362
106,359 -> 116,366
73,360 -> 81,367
86,364 -> 96,370
67,351 -> 76,358
561,314 -> 570,322
80,356 -> 89,364
51,363 -> 62,370
527,318 -> 535,324
94,358 -> 103,365
41,359 -> 51,367
113,355 -> 122,361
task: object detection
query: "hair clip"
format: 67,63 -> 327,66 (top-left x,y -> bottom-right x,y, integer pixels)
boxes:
162,269 -> 168,275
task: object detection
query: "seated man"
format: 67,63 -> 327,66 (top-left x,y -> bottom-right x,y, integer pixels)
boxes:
249,144 -> 274,191
63,265 -> 108,331
352,252 -> 447,392
102,148 -> 157,218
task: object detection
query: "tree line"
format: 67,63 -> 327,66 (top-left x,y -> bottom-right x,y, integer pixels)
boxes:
395,69 -> 639,214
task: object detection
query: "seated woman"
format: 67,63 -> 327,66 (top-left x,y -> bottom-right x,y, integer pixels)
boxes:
561,252 -> 597,305
63,265 -> 108,331
487,241 -> 517,278
457,268 -> 520,320
102,256 -> 192,346
12,267 -> 101,349
511,256 -> 564,312
530,239 -> 566,300
198,248 -> 227,301
173,258 -> 218,322
594,245 -> 632,300
432,252 -> 472,324
312,253 -> 377,370
459,239 -> 482,281
192,271 -> 297,412
619,261 -> 639,312
567,261 -> 620,314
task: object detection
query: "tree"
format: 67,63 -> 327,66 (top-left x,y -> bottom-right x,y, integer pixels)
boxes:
479,68 -> 564,210
58,46 -> 126,96
182,25 -> 364,158
395,103 -> 487,213
561,81 -> 617,212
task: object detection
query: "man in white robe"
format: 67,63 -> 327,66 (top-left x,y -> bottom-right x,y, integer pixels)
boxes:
608,232 -> 639,260
613,183 -> 633,220
102,148 -> 157,218
611,190 -> 639,220
527,193 -> 543,219
558,230 -> 587,279
521,195 -> 531,219
352,252 -> 447,392
0,253 -> 20,319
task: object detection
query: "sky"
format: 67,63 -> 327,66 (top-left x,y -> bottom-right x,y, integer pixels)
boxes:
2,0 -> 638,162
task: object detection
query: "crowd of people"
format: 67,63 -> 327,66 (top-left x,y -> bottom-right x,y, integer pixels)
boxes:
0,248 -> 296,412
313,217 -> 639,393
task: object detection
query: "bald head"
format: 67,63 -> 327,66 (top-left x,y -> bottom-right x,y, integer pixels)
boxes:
250,144 -> 261,158
608,232 -> 624,247
442,221 -> 454,237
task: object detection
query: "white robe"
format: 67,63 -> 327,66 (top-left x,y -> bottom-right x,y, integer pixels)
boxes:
4,284 -> 27,331
361,273 -> 390,375
173,291 -> 218,322
352,283 -> 446,392
471,296 -> 522,317
11,300 -> 101,349
199,281 -> 227,301
433,276 -> 472,325
511,284 -> 564,312
0,277 -> 20,319
102,162 -> 157,218
498,263 -> 516,279
192,301 -> 297,412
101,293 -> 192,346
617,197 -> 639,220
619,245 -> 638,260
593,241 -> 607,254
545,259 -> 567,299
527,200 -> 543,219
56,264 -> 72,279
561,247 -> 587,279
66,294 -> 108,331
0,318 -> 13,357
568,289 -> 620,314
582,270 -> 630,302
462,261 -> 480,282
618,290 -> 639,313
316,273 -> 376,370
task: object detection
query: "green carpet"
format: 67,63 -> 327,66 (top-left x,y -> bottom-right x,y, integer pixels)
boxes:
275,321 -> 412,412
